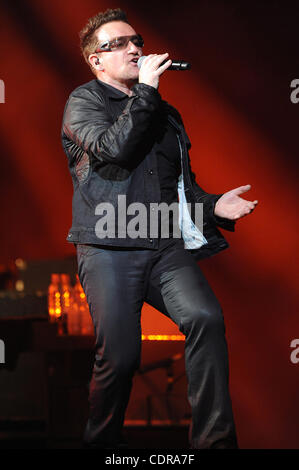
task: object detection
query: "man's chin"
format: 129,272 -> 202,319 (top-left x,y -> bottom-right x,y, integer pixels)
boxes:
126,76 -> 139,86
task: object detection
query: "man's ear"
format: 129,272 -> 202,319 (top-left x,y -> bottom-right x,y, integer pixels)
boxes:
88,54 -> 103,70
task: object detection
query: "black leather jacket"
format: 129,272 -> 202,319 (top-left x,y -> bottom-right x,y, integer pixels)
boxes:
61,79 -> 235,260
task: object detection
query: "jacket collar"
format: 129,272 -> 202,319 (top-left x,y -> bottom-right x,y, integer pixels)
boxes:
96,79 -> 129,100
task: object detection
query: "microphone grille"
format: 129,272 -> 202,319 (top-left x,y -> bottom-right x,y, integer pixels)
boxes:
137,56 -> 146,69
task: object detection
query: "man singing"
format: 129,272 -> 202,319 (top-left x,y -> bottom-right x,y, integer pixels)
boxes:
61,8 -> 258,449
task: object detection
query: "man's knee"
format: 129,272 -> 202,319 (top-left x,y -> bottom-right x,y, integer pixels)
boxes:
180,298 -> 225,336
94,349 -> 140,379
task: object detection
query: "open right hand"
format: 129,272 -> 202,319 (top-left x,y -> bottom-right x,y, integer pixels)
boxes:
138,53 -> 172,89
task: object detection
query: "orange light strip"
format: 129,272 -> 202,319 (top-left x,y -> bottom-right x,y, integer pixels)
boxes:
141,334 -> 185,341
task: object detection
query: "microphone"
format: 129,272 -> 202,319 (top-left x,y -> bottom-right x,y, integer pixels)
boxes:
137,56 -> 191,71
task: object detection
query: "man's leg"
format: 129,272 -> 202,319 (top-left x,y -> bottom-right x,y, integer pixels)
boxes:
145,239 -> 238,449
76,244 -> 150,448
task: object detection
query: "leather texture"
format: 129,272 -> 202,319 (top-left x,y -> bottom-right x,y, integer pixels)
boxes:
61,79 -> 235,259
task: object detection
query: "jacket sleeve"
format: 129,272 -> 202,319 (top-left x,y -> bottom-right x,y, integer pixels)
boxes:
62,83 -> 161,167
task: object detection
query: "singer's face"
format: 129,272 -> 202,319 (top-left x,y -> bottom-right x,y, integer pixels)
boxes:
95,21 -> 142,84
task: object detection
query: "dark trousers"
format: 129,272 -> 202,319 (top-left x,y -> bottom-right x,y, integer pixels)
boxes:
76,237 -> 238,449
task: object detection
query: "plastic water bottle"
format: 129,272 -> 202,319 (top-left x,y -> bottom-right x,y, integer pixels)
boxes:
74,274 -> 94,335
67,299 -> 81,335
60,273 -> 72,335
48,273 -> 61,323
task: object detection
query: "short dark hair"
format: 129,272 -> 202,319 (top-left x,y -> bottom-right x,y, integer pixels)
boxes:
79,8 -> 129,70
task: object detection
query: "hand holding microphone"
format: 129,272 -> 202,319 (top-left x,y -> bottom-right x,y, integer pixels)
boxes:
138,53 -> 172,89
138,53 -> 191,89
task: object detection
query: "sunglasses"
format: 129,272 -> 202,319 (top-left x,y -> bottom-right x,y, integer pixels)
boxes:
95,34 -> 144,53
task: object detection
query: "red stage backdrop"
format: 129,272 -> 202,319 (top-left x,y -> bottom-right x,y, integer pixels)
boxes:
0,0 -> 298,448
